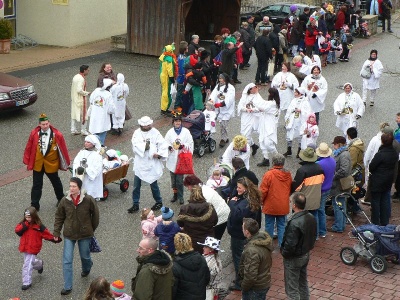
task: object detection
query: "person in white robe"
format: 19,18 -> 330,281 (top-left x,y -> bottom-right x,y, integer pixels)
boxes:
301,113 -> 319,149
301,66 -> 328,124
299,53 -> 321,75
237,83 -> 262,156
221,135 -> 251,170
70,65 -> 90,136
88,78 -> 115,145
128,116 -> 169,213
73,135 -> 103,200
252,87 -> 280,167
333,82 -> 365,136
165,114 -> 194,204
360,49 -> 383,107
209,73 -> 235,148
283,87 -> 312,157
110,73 -> 130,135
271,62 -> 299,112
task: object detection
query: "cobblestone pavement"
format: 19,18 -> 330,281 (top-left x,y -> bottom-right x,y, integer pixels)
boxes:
2,19 -> 400,299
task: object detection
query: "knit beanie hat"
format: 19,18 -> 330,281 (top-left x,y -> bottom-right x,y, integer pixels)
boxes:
161,206 -> 174,220
111,280 -> 125,296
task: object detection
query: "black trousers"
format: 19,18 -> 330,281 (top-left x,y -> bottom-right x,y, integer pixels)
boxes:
31,167 -> 64,209
214,222 -> 227,240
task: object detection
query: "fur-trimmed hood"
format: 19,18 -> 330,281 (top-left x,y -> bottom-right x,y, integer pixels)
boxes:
177,202 -> 215,223
136,250 -> 173,275
247,231 -> 273,252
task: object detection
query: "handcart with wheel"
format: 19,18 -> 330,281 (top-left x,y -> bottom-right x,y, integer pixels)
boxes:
101,163 -> 130,200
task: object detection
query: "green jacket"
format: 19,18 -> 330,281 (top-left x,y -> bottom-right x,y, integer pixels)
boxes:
132,250 -> 173,300
239,231 -> 273,292
53,191 -> 99,240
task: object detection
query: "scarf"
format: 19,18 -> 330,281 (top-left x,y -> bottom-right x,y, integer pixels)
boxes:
174,126 -> 182,135
71,194 -> 81,206
333,145 -> 348,157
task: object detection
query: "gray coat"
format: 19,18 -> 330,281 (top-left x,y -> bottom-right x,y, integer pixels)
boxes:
331,148 -> 352,195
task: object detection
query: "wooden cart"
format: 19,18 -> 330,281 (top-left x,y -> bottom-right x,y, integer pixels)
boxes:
102,164 -> 130,200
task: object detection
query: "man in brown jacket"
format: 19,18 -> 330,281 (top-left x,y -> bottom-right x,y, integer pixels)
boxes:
53,177 -> 99,296
239,218 -> 272,299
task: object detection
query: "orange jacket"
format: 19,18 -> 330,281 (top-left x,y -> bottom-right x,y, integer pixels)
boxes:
259,166 -> 292,215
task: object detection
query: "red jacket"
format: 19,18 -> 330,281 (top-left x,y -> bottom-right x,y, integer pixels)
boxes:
235,42 -> 244,65
15,221 -> 55,255
23,125 -> 70,171
305,26 -> 318,47
259,166 -> 292,215
334,11 -> 346,31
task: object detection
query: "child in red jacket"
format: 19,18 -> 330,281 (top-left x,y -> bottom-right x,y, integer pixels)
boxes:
15,206 -> 61,290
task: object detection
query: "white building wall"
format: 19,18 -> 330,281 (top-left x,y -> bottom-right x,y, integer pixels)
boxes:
16,0 -> 127,47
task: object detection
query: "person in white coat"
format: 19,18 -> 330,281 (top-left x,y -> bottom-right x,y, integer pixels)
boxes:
88,78 -> 116,145
221,135 -> 251,170
360,49 -> 383,107
165,114 -> 194,204
110,73 -> 130,135
128,116 -> 169,213
71,65 -> 90,136
271,62 -> 299,117
237,83 -> 262,156
252,87 -> 280,167
301,66 -> 328,124
209,73 -> 235,148
73,135 -> 103,200
333,82 -> 365,136
283,87 -> 312,158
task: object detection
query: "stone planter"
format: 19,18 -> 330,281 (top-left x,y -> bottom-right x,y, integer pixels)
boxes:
0,39 -> 11,54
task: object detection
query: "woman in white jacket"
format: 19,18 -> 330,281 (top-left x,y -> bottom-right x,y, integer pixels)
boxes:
165,114 -> 194,204
360,49 -> 383,107
301,66 -> 328,124
209,73 -> 235,148
283,87 -> 312,157
333,82 -> 365,136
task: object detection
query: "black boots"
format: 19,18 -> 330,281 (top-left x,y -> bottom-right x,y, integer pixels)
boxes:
296,147 -> 301,158
283,146 -> 292,157
170,189 -> 178,203
257,158 -> 270,167
251,144 -> 259,156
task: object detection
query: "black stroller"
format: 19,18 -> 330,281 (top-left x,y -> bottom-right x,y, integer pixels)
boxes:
337,192 -> 400,274
182,110 -> 216,157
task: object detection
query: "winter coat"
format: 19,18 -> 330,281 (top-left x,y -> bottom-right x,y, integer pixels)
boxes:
291,65 -> 307,84
325,12 -> 336,32
290,17 -> 303,45
15,222 -> 56,255
305,26 -> 318,47
239,231 -> 272,291
334,10 -> 346,31
226,167 -> 259,198
278,32 -> 288,54
23,125 -> 70,172
268,28 -> 280,51
255,21 -> 274,39
172,251 -> 210,300
281,210 -> 317,258
141,216 -> 163,239
177,201 -> 218,253
369,145 -> 398,192
227,193 -> 261,240
239,28 -> 252,55
331,148 -> 352,196
54,191 -> 99,240
154,221 -> 181,254
210,42 -> 222,62
188,42 -> 200,55
317,156 -> 336,193
380,0 -> 393,18
260,166 -> 292,216
97,71 -> 116,88
254,35 -> 272,61
348,138 -> 365,171
291,162 -> 325,211
131,250 -> 173,300
219,47 -> 239,76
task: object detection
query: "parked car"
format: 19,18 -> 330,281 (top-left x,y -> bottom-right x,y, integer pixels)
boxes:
241,3 -> 317,25
0,72 -> 38,111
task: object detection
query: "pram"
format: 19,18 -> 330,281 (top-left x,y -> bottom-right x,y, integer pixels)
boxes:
182,110 -> 216,157
338,192 -> 400,274
207,161 -> 234,199
353,20 -> 371,38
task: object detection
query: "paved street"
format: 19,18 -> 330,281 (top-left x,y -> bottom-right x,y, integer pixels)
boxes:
1,19 -> 400,299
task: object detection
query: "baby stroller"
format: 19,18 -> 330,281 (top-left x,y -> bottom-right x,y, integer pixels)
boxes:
338,192 -> 400,274
207,161 -> 234,199
182,110 -> 216,157
353,20 -> 371,38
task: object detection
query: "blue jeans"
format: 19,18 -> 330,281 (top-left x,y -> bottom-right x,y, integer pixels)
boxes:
63,238 -> 92,290
242,287 -> 270,300
132,175 -> 162,205
284,253 -> 310,300
371,190 -> 391,225
327,51 -> 336,63
265,214 -> 286,247
230,237 -> 245,288
310,190 -> 330,237
94,131 -> 107,146
332,195 -> 346,232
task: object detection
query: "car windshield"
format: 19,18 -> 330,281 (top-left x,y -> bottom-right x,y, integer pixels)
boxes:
261,5 -> 282,16
282,6 -> 290,15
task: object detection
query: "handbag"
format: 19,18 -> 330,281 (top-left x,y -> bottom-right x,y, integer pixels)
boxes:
170,83 -> 177,101
125,106 -> 132,121
175,149 -> 194,175
267,59 -> 275,78
340,175 -> 355,191
89,236 -> 102,253
360,64 -> 371,79
57,147 -> 69,171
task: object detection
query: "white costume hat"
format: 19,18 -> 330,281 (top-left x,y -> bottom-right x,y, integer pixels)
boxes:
85,135 -> 101,150
102,78 -> 113,90
138,116 -> 153,126
197,236 -> 224,252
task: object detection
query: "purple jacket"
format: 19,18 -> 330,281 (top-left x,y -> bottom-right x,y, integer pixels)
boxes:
317,156 -> 336,192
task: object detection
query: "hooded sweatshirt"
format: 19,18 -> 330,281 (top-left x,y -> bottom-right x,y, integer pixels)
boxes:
154,221 -> 181,254
239,231 -> 273,291
348,138 -> 365,170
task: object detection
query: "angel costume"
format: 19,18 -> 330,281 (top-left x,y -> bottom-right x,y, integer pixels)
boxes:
110,73 -> 130,130
271,71 -> 299,111
360,51 -> 383,106
301,72 -> 328,123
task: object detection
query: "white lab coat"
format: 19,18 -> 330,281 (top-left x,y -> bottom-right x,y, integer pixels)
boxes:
73,149 -> 103,198
71,73 -> 90,121
221,143 -> 251,170
164,127 -> 194,173
271,72 -> 299,110
209,83 -> 235,121
333,91 -> 365,135
360,59 -> 383,90
88,88 -> 115,134
285,96 -> 312,141
132,128 -> 169,184
301,74 -> 328,113
237,92 -> 261,143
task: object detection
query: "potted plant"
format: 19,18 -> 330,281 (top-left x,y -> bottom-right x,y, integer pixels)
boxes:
0,18 -> 13,54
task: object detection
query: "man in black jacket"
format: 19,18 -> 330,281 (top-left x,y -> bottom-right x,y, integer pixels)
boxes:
254,29 -> 272,85
281,192 -> 317,300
